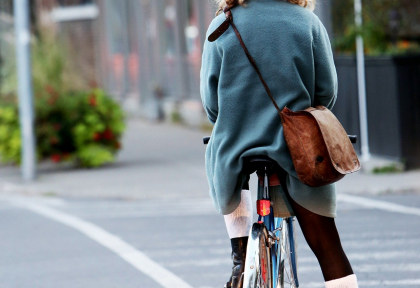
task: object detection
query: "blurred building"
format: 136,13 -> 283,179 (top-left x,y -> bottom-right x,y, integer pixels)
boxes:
0,0 -> 14,93
0,0 -> 218,123
38,0 -> 217,123
91,0 -> 217,122
1,0 -> 332,124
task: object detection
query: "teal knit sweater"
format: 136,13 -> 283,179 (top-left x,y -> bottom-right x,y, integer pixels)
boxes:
200,0 -> 338,216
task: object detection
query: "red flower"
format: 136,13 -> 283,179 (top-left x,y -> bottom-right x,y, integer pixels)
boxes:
49,136 -> 59,145
45,85 -> 60,104
53,123 -> 61,131
48,97 -> 57,105
51,154 -> 61,163
89,94 -> 97,106
102,129 -> 113,140
401,40 -> 410,49
93,132 -> 101,141
45,85 -> 56,95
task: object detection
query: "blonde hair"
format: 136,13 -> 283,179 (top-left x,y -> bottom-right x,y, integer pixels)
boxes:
214,0 -> 316,16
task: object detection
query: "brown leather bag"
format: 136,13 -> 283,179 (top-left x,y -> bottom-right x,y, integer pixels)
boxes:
209,6 -> 361,187
281,106 -> 360,186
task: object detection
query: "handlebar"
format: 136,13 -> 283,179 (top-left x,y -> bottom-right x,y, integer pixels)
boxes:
203,135 -> 357,145
348,135 -> 358,144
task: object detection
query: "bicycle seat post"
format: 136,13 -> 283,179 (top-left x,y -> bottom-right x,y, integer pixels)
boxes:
263,167 -> 269,199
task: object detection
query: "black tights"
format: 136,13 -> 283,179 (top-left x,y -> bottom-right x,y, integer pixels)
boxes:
275,169 -> 354,281
242,168 -> 353,280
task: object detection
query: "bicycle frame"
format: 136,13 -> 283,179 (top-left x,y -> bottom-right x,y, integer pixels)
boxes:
257,169 -> 299,288
202,133 -> 357,288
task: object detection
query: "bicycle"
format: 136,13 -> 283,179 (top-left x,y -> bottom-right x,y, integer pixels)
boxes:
203,135 -> 357,288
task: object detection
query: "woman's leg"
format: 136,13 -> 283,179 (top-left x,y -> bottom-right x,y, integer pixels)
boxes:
223,176 -> 252,288
286,190 -> 354,281
276,170 -> 357,285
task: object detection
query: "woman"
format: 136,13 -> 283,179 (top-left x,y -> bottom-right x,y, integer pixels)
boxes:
200,0 -> 359,287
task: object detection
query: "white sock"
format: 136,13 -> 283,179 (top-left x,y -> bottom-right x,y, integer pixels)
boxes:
224,189 -> 253,239
325,274 -> 359,288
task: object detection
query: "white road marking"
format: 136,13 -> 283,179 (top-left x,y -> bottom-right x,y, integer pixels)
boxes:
338,193 -> 420,216
306,279 -> 420,287
10,200 -> 193,288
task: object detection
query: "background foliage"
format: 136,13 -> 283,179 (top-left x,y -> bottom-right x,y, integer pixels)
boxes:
332,0 -> 420,55
0,88 -> 125,168
0,29 -> 125,168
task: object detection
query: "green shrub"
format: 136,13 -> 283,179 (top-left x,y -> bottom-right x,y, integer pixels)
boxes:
0,105 -> 21,163
0,88 -> 125,167
372,164 -> 403,174
0,26 -> 125,168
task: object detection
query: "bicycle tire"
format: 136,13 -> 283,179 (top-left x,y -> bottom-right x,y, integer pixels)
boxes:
277,217 -> 299,288
243,223 -> 273,288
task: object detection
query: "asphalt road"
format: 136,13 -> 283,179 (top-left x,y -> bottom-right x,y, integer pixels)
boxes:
1,192 -> 420,288
0,120 -> 419,287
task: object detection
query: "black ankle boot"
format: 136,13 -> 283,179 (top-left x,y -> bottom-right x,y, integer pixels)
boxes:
224,236 -> 248,288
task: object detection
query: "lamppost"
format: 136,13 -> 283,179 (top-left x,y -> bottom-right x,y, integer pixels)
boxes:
14,0 -> 36,180
354,0 -> 371,162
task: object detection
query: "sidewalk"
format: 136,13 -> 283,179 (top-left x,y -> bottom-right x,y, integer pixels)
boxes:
0,119 -> 419,199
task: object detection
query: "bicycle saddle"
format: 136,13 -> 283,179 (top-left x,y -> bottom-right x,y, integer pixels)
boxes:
242,155 -> 278,175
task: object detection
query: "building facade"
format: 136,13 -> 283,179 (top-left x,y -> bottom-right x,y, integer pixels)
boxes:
0,0 -> 218,122
94,0 -> 217,120
1,0 -> 331,123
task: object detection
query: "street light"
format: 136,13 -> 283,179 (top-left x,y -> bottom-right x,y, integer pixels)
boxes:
14,0 -> 36,180
354,0 -> 371,162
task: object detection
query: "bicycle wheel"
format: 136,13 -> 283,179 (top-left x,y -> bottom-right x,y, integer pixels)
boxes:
277,217 -> 299,288
243,223 -> 273,288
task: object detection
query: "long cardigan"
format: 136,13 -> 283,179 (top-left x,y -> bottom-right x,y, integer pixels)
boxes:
200,0 -> 338,217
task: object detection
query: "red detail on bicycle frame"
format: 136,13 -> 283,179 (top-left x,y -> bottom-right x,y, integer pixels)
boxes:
257,199 -> 271,216
261,256 -> 267,283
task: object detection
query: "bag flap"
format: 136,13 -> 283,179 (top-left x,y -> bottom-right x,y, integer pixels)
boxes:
309,106 -> 361,174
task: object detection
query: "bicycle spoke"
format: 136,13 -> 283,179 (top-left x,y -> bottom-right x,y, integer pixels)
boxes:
277,218 -> 297,288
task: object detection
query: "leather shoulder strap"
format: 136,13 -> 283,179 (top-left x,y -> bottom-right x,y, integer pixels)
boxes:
218,6 -> 282,114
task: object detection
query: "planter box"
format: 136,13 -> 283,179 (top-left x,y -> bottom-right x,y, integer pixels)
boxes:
334,54 -> 420,169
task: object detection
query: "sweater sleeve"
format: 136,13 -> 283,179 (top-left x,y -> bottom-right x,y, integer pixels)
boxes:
313,19 -> 338,110
200,36 -> 222,124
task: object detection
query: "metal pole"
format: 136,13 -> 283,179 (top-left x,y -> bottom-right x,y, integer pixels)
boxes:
14,0 -> 36,180
354,0 -> 370,161
174,0 -> 190,100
